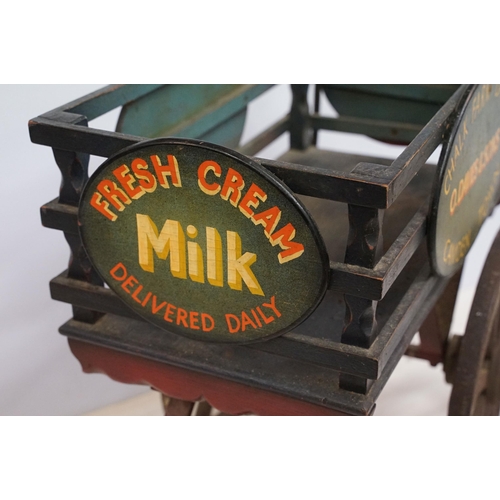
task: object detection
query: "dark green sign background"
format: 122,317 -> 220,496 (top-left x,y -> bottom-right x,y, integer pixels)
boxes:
79,139 -> 329,343
430,85 -> 500,277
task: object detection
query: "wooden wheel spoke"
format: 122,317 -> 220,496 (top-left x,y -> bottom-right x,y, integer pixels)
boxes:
449,229 -> 500,416
486,338 -> 500,408
473,394 -> 488,416
475,365 -> 489,396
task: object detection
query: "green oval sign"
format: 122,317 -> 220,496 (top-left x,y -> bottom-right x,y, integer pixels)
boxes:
79,139 -> 329,343
429,84 -> 500,277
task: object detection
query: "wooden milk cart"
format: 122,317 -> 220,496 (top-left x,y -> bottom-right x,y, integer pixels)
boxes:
29,84 -> 500,416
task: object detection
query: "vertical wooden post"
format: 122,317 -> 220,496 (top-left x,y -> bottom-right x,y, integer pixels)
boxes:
312,84 -> 320,146
290,84 -> 312,150
340,205 -> 384,393
52,115 -> 103,323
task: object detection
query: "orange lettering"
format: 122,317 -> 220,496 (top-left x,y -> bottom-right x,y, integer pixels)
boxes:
176,307 -> 188,327
110,263 -> 127,281
256,306 -> 274,324
251,309 -> 262,327
97,179 -> 131,211
131,285 -> 144,304
151,296 -> 167,314
269,223 -> 305,263
151,154 -> 182,188
262,296 -> 281,318
220,168 -> 245,206
239,183 -> 267,218
141,292 -> 152,307
198,161 -> 222,195
252,206 -> 282,237
131,158 -> 157,192
121,275 -> 138,294
113,164 -> 145,200
90,192 -> 117,221
241,311 -> 257,332
189,311 -> 200,330
164,303 -> 176,322
225,314 -> 240,333
201,313 -> 215,332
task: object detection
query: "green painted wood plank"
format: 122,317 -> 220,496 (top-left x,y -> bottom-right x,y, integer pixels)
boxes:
322,84 -> 461,104
116,84 -> 273,148
60,84 -> 163,121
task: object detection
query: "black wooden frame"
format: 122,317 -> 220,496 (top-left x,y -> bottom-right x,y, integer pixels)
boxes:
30,84 -> 468,415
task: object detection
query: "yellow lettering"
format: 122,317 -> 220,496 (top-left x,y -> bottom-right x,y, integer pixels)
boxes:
447,127 -> 500,215
227,231 -> 264,296
444,169 -> 452,195
187,225 -> 204,283
206,227 -> 223,287
443,231 -> 472,265
136,214 -> 186,278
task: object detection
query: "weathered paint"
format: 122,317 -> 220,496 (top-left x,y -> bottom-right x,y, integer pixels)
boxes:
79,138 -> 329,343
429,84 -> 500,277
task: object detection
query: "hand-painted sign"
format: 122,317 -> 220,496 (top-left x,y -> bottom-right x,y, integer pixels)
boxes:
79,139 -> 329,343
429,84 -> 500,277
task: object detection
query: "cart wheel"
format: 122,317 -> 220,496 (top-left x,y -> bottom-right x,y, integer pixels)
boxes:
448,230 -> 500,416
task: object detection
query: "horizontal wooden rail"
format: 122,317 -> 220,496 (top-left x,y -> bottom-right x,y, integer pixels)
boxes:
50,261 -> 445,381
29,113 -> 144,157
58,85 -> 163,121
311,115 -> 422,144
41,198 -> 427,301
31,85 -> 467,211
30,117 -> 391,207
255,157 -> 392,207
328,206 -> 427,299
353,85 -> 468,206
320,84 -> 461,103
60,314 -> 375,415
50,270 -> 379,379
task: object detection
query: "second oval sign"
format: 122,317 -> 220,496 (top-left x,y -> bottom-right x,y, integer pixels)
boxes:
429,84 -> 500,277
79,138 -> 329,343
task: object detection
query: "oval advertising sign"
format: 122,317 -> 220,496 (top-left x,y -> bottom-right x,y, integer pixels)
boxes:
429,84 -> 500,277
79,139 -> 329,343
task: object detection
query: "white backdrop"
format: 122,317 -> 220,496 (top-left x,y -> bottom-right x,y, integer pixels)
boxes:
1,84 -> 499,415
